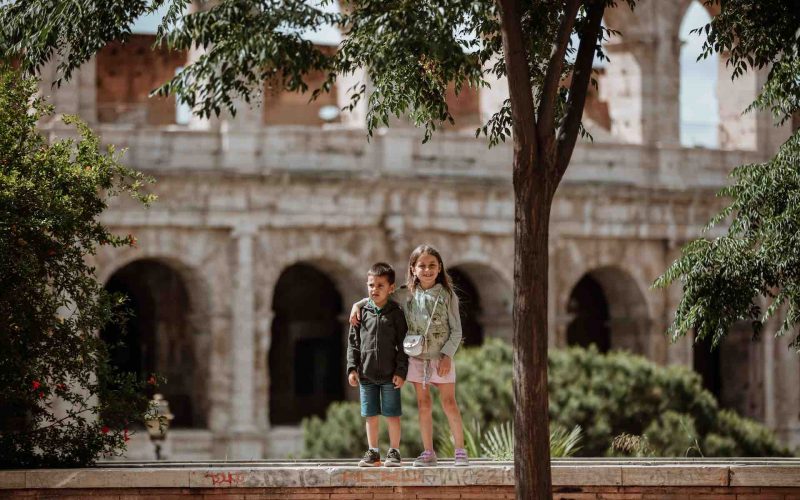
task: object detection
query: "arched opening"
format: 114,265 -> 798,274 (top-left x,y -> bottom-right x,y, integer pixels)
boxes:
680,1 -> 719,147
567,275 -> 611,353
693,323 -> 763,419
449,263 -> 513,344
448,267 -> 484,347
693,332 -> 721,398
565,267 -> 651,355
270,263 -> 345,425
102,259 -> 205,428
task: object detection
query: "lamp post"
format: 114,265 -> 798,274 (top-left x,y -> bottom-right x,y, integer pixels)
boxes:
145,393 -> 174,460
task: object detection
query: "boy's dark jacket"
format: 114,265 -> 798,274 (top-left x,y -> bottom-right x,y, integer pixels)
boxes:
347,300 -> 409,383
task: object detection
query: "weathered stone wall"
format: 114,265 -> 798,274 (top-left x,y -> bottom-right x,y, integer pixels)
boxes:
3,461 -> 800,499
95,35 -> 187,125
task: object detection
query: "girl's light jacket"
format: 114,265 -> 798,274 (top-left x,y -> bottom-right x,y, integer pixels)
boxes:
360,283 -> 463,360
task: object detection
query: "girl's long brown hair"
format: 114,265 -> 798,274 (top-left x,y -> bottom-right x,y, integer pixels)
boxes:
406,244 -> 454,296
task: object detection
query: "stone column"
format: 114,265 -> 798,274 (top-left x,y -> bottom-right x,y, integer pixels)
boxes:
717,56 -> 772,152
38,56 -> 97,124
337,67 -> 371,128
479,55 -> 509,127
221,98 -> 262,171
227,223 -> 262,459
599,39 -> 654,144
186,1 -> 221,132
664,243 -> 693,367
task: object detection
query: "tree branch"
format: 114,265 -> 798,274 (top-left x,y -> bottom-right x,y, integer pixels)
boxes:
536,0 -> 580,149
497,0 -> 537,172
555,0 -> 604,180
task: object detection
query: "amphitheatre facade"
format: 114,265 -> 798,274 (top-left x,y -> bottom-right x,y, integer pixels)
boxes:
39,0 -> 798,459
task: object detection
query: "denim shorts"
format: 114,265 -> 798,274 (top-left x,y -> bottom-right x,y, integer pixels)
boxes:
359,380 -> 402,417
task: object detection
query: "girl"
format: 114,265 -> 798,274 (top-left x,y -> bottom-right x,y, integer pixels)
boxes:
351,244 -> 468,467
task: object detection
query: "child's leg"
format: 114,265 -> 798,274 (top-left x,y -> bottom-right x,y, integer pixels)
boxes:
366,416 -> 379,449
386,416 -> 401,449
437,383 -> 464,449
413,382 -> 435,450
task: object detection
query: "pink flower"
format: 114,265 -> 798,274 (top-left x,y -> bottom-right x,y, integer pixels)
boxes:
101,426 -> 110,435
31,380 -> 41,390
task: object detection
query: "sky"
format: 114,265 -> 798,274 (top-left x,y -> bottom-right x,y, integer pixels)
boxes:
133,2 -> 719,147
679,2 -> 718,148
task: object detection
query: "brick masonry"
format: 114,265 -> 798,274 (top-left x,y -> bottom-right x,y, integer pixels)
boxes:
3,461 -> 800,499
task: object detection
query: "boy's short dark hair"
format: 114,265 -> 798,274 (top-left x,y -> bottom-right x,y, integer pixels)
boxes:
368,262 -> 395,284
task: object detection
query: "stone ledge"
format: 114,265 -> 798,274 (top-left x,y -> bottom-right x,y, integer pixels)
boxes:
2,459 -> 800,490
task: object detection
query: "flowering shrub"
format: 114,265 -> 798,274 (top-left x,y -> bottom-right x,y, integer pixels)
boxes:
0,65 -> 156,467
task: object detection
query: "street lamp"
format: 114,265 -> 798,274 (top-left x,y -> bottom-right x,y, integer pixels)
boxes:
145,393 -> 174,460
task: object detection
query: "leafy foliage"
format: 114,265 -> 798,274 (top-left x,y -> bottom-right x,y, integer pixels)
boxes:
303,340 -> 789,458
658,1 -> 800,349
696,0 -> 800,125
0,0 -> 628,145
0,66 -> 156,467
655,132 -> 800,349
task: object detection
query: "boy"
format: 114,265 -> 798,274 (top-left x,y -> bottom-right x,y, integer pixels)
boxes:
347,262 -> 409,467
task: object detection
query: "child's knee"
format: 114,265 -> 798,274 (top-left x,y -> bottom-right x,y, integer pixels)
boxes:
417,394 -> 433,411
442,395 -> 458,412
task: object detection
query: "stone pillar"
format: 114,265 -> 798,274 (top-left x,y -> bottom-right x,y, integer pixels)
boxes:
227,223 -> 262,459
479,56 -> 509,127
717,57 -> 772,152
600,39 -> 654,144
38,56 -> 97,124
221,98 -> 262,170
601,1 -> 682,146
336,67 -> 371,128
186,1 -> 221,131
664,243 -> 693,367
769,307 -> 800,447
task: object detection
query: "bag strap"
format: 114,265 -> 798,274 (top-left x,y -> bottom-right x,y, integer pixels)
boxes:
420,289 -> 443,344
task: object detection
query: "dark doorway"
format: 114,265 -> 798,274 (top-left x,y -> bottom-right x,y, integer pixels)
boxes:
102,259 -> 203,428
693,333 -> 721,400
270,263 -> 345,425
566,274 -> 611,353
449,267 -> 484,347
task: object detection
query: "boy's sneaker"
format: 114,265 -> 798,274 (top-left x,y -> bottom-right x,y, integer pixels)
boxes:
412,449 -> 437,467
384,448 -> 402,467
454,448 -> 470,466
358,449 -> 381,467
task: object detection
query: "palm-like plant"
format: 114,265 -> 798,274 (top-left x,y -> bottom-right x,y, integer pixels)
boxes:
438,421 -> 582,460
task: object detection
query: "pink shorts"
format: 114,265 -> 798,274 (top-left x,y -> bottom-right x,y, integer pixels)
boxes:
406,356 -> 456,385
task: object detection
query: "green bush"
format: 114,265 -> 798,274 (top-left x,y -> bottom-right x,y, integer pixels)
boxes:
0,66 -> 156,467
303,339 -> 790,458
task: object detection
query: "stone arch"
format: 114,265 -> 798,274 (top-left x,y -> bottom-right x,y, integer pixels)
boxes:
564,266 -> 651,355
101,257 -> 210,428
679,0 -> 719,148
449,261 -> 513,344
268,259 -> 355,425
694,322 -> 765,420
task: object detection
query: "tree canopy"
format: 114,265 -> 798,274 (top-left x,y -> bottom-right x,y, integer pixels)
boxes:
655,0 -> 800,350
0,0 -> 622,143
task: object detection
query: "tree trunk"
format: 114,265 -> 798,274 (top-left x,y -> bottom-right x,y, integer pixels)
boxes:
513,145 -> 555,500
